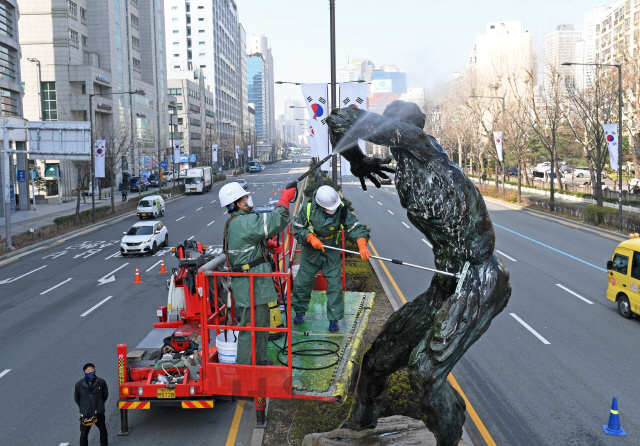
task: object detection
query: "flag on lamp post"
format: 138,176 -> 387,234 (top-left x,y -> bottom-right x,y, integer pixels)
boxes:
301,83 -> 331,171
173,140 -> 181,165
212,144 -> 218,163
339,82 -> 368,176
94,140 -> 106,178
493,132 -> 503,162
603,124 -> 618,169
248,145 -> 252,158
235,145 -> 240,160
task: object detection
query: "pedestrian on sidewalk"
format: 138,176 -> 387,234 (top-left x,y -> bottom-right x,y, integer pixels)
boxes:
74,363 -> 109,446
481,171 -> 487,186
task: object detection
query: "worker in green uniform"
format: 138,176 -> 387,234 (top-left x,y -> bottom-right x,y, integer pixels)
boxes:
220,182 -> 297,365
292,185 -> 371,333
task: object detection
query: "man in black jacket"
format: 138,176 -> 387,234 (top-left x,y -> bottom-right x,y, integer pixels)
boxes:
74,363 -> 108,446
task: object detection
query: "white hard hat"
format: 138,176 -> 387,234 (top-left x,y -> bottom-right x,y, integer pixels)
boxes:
315,185 -> 341,211
219,182 -> 247,207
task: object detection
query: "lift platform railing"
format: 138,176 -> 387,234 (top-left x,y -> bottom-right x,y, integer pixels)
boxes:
197,270 -> 295,399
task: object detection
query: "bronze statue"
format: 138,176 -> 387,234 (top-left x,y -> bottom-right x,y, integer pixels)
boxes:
327,101 -> 511,446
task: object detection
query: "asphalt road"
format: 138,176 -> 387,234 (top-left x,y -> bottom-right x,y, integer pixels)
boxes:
342,174 -> 639,446
0,160 -> 306,445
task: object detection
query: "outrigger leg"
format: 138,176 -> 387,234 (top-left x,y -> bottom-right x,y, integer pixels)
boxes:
118,408 -> 131,436
255,397 -> 267,428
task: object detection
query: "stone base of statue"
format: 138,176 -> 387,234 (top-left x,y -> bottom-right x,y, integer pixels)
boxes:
301,416 -> 472,446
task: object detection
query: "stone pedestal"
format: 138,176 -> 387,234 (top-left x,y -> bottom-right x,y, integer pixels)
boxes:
301,416 -> 471,446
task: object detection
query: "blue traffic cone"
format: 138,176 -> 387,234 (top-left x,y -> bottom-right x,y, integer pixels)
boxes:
602,397 -> 626,436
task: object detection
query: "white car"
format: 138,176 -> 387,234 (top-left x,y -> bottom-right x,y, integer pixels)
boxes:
236,179 -> 248,190
120,221 -> 169,256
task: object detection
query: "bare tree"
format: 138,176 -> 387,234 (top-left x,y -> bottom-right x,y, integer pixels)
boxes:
621,32 -> 640,179
564,66 -> 618,206
101,120 -> 131,212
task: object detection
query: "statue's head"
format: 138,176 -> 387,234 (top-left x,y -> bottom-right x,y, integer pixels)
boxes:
327,106 -> 364,136
383,101 -> 425,129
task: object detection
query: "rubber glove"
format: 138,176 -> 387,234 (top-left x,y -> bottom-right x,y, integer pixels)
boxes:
267,239 -> 282,254
276,187 -> 297,209
357,238 -> 371,261
306,233 -> 325,252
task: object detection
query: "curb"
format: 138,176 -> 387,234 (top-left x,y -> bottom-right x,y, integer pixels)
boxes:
482,195 -> 629,242
0,192 -> 186,263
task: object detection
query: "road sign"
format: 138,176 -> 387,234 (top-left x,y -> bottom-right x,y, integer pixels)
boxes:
17,170 -> 26,182
161,161 -> 168,169
189,154 -> 196,162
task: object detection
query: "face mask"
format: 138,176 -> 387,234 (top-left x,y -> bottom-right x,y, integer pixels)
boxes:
246,196 -> 254,207
85,371 -> 96,381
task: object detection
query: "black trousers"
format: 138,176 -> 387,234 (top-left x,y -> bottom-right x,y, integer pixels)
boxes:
79,414 -> 107,446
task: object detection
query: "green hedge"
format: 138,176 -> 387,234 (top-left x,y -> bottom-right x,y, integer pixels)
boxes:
232,169 -> 243,176
214,174 -> 226,182
53,205 -> 112,227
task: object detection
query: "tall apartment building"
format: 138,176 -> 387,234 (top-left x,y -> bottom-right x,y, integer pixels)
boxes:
575,5 -> 612,90
247,54 -> 267,142
593,0 -> 639,65
0,0 -> 26,217
248,35 -> 275,144
545,24 -> 582,89
165,0 -> 241,142
468,21 -> 533,93
19,0 -> 170,194
238,23 -> 249,136
167,72 -> 214,166
337,58 -> 375,83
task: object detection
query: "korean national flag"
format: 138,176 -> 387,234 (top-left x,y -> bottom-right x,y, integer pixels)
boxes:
603,124 -> 618,168
339,82 -> 368,175
212,144 -> 218,163
173,140 -> 182,165
94,140 -> 106,178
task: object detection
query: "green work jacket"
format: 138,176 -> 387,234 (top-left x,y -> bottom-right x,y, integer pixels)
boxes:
226,206 -> 290,307
292,197 -> 369,263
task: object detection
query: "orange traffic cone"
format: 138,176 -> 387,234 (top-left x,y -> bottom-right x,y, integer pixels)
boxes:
133,267 -> 143,284
273,189 -> 275,195
159,258 -> 168,274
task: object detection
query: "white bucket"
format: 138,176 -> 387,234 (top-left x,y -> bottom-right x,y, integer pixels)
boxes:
291,264 -> 300,280
216,331 -> 239,364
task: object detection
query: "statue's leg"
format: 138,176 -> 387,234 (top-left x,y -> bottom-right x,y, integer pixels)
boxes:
350,279 -> 442,430
408,256 -> 511,446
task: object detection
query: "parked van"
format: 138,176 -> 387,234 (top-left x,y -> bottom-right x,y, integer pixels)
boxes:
137,195 -> 165,220
607,237 -> 640,319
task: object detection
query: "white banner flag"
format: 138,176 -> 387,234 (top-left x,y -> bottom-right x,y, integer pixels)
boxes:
235,145 -> 240,160
603,123 -> 619,169
94,140 -> 106,178
212,144 -> 218,163
248,145 -> 252,158
493,132 -> 503,162
173,140 -> 181,165
339,82 -> 368,176
301,83 -> 331,170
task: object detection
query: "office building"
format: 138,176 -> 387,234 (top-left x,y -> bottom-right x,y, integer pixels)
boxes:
337,58 -> 375,83
19,0 -> 170,197
247,54 -> 267,142
248,35 -> 275,143
593,0 -> 639,65
545,24 -> 582,89
165,0 -> 241,142
371,65 -> 407,95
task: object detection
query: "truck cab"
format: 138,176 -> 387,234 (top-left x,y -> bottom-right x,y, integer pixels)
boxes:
249,160 -> 260,173
607,237 -> 640,319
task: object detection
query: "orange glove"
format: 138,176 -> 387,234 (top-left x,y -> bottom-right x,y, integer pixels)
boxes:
267,239 -> 282,254
357,238 -> 371,261
307,233 -> 325,251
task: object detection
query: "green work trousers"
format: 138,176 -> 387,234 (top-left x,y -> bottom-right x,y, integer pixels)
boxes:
235,304 -> 270,365
292,249 -> 344,321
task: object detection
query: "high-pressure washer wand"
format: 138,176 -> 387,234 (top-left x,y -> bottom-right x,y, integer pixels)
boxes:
284,153 -> 333,202
322,244 -> 462,278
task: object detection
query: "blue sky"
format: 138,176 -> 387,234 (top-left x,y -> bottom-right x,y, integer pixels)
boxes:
238,0 -> 610,114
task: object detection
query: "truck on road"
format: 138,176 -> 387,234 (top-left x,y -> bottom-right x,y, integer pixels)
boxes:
249,159 -> 260,173
185,167 -> 213,194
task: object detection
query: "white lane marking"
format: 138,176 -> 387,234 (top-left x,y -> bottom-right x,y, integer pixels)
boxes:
211,200 -> 216,203
207,220 -> 215,226
97,263 -> 129,286
556,284 -> 594,304
0,369 -> 10,379
81,296 -> 113,317
59,443 -> 69,446
388,210 -> 394,215
402,222 -> 410,228
155,249 -> 171,257
40,278 -> 72,295
145,260 -> 162,272
369,194 -> 374,198
510,313 -> 550,344
105,251 -> 121,259
0,265 -> 47,285
188,235 -> 195,240
378,202 -> 383,205
196,207 -> 203,211
495,250 -> 517,262
176,216 -> 185,221
422,238 -> 432,248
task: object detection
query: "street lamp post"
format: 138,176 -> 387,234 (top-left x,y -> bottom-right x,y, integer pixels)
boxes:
469,95 -> 506,200
89,89 -> 145,223
329,0 -> 338,189
562,61 -> 623,232
27,58 -> 42,121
